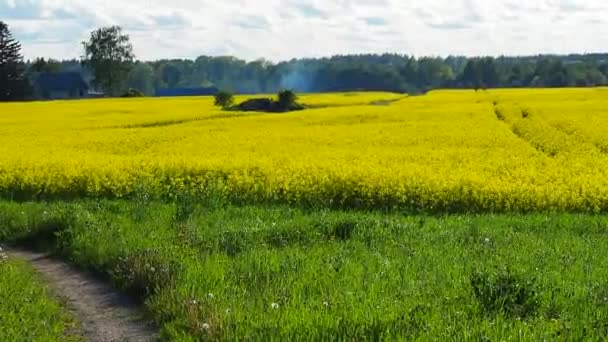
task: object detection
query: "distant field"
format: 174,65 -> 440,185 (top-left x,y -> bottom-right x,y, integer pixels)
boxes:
1,88 -> 607,212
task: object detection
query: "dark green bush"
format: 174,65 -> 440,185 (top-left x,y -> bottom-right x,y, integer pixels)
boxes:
214,91 -> 234,109
121,88 -> 145,98
111,249 -> 182,299
470,267 -> 539,319
231,90 -> 305,113
277,89 -> 297,109
320,218 -> 358,241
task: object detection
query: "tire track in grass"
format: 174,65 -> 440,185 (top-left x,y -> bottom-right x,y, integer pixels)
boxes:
492,103 -> 601,157
550,122 -> 608,154
5,248 -> 160,342
492,104 -> 554,156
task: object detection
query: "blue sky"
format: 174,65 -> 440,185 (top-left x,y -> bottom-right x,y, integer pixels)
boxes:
2,0 -> 608,61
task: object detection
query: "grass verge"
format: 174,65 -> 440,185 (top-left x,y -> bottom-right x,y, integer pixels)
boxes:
2,199 -> 608,340
0,254 -> 81,341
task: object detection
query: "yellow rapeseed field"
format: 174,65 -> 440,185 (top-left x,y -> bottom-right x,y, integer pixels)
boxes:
1,89 -> 607,212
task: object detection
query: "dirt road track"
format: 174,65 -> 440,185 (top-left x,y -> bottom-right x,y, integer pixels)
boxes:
5,248 -> 160,342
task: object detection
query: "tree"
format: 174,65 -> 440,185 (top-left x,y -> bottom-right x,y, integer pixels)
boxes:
277,89 -> 297,109
161,64 -> 182,88
0,21 -> 30,101
82,26 -> 134,96
30,57 -> 62,73
479,57 -> 499,88
462,60 -> 482,89
214,91 -> 234,109
128,62 -> 155,95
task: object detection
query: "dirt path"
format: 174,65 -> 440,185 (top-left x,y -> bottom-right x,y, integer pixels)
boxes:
5,248 -> 160,342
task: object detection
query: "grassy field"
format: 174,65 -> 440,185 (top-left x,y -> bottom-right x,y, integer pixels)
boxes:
0,252 -> 80,341
2,200 -> 608,340
1,89 -> 608,340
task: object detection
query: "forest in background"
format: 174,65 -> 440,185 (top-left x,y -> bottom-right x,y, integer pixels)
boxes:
29,53 -> 608,95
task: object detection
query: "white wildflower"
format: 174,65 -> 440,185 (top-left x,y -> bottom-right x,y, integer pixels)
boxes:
201,323 -> 210,331
0,247 -> 7,262
207,293 -> 214,299
189,300 -> 198,305
271,302 -> 280,310
484,238 -> 491,244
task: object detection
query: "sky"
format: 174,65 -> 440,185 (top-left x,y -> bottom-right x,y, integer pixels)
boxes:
2,0 -> 608,62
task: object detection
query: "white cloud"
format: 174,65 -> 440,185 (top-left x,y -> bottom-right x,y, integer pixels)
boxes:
2,0 -> 608,61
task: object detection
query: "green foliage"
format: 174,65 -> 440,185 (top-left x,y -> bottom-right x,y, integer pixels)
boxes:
172,193 -> 197,224
214,91 -> 234,109
23,52 -> 608,95
3,200 -> 608,340
231,90 -> 305,113
30,57 -> 63,73
121,88 -> 145,98
471,267 -> 539,318
277,89 -> 297,108
0,202 -> 76,251
81,26 -> 135,96
0,259 -> 80,341
161,64 -> 182,88
127,62 -> 155,95
112,248 -> 182,299
323,218 -> 358,241
0,21 -> 31,101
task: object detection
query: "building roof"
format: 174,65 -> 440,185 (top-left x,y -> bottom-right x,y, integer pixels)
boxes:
156,87 -> 218,97
35,72 -> 89,92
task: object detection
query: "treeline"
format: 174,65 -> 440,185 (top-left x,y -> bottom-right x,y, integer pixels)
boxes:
4,20 -> 608,98
31,53 -> 608,95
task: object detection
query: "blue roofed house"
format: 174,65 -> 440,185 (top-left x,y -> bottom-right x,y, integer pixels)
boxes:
33,72 -> 90,100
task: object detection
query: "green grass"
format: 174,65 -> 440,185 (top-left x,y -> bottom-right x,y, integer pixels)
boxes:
2,200 -> 608,340
0,255 -> 81,341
